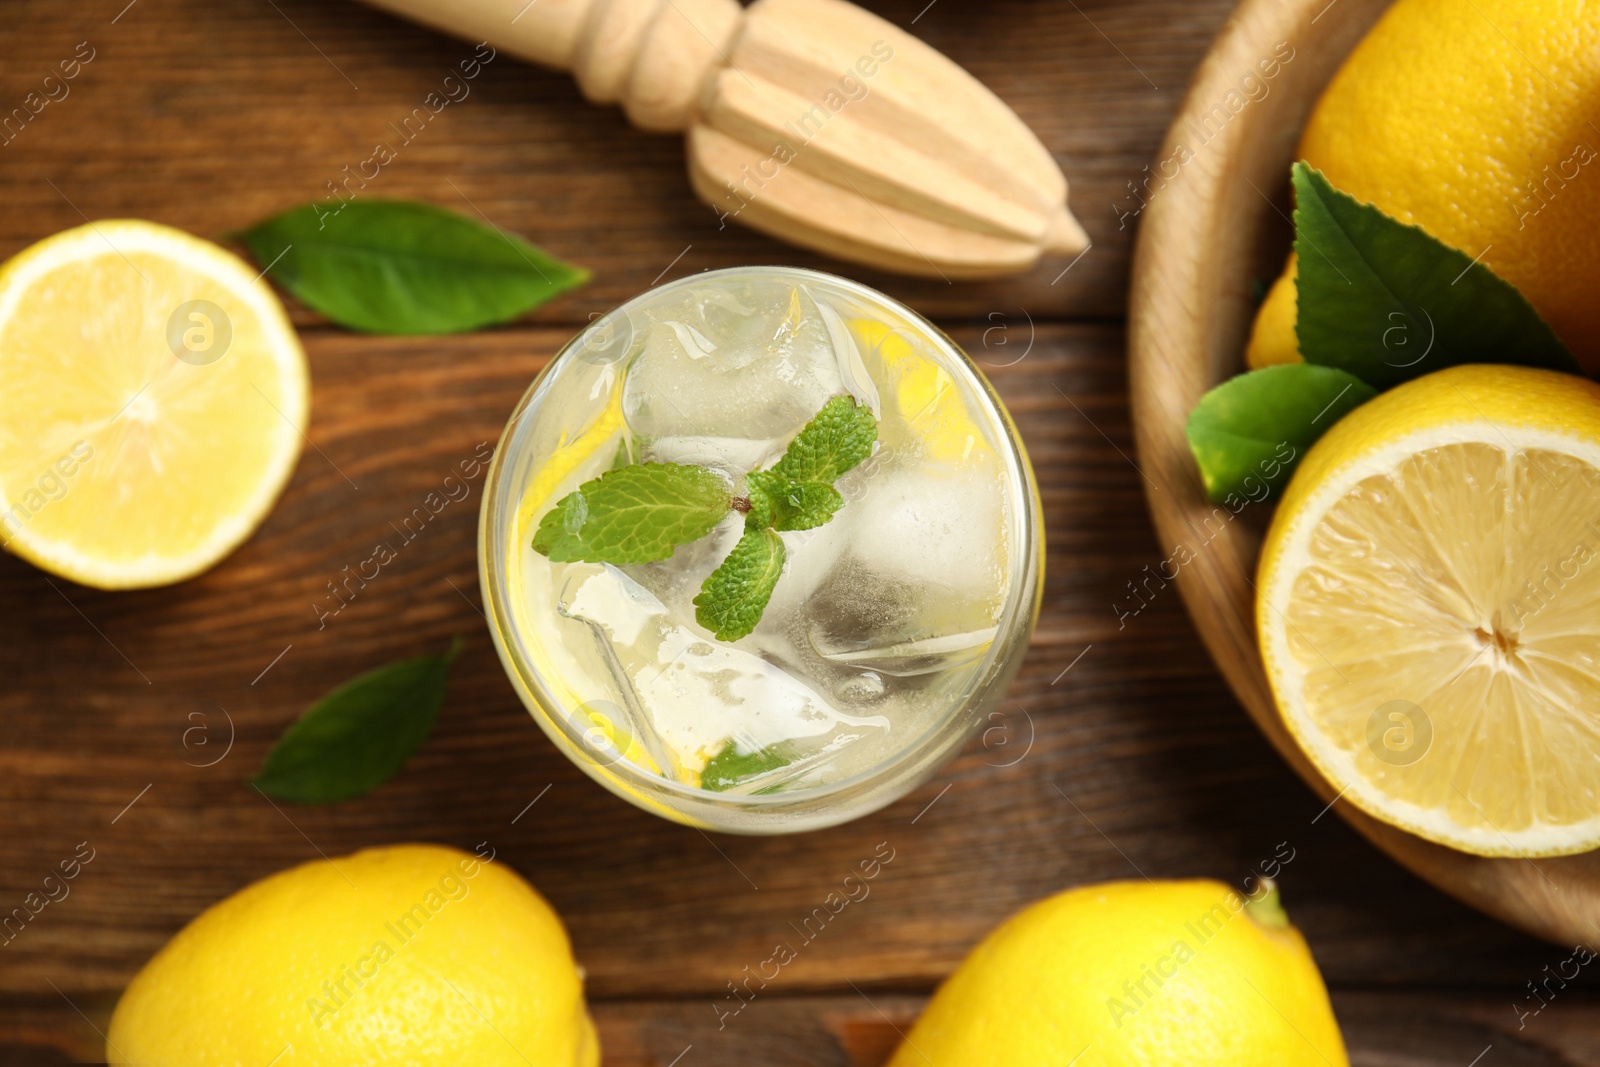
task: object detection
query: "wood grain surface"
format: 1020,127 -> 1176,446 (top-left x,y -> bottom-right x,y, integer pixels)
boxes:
1,0 -> 1598,1063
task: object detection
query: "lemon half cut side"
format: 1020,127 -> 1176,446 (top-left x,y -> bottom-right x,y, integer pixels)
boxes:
0,220 -> 308,589
1259,365 -> 1600,858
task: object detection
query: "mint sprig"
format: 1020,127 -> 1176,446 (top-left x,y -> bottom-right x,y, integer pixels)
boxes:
531,395 -> 877,641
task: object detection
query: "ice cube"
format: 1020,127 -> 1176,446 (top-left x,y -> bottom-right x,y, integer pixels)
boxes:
557,565 -> 889,776
843,465 -> 1008,608
557,567 -> 679,777
803,558 -> 998,677
801,464 -> 1010,677
752,511 -> 856,632
814,627 -> 998,677
816,298 -> 881,415
562,564 -> 662,646
621,284 -> 844,443
640,434 -> 785,473
621,511 -> 744,620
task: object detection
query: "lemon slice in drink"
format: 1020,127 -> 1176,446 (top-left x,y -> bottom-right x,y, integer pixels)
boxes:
1258,364 -> 1600,857
850,318 -> 991,464
0,221 -> 307,589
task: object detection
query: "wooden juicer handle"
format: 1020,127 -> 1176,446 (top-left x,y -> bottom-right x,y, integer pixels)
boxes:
360,0 -> 1089,277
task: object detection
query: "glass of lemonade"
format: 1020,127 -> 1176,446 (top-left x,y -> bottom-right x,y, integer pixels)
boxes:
480,267 -> 1041,833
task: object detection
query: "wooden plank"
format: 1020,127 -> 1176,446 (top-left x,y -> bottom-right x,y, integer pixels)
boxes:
10,991 -> 1600,1065
0,324 -> 1565,1002
0,0 -> 1237,322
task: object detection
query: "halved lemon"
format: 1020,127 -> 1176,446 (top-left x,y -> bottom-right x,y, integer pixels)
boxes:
0,221 -> 308,589
1259,364 -> 1600,857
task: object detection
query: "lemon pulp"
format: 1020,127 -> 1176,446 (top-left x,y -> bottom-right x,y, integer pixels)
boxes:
0,220 -> 307,588
1260,365 -> 1600,856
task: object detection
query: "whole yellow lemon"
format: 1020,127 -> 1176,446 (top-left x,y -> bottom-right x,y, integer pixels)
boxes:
107,844 -> 598,1066
888,879 -> 1346,1067
1246,0 -> 1600,371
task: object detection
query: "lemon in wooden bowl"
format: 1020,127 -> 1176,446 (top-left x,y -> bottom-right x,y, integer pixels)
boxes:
1245,0 -> 1600,372
1259,365 -> 1600,858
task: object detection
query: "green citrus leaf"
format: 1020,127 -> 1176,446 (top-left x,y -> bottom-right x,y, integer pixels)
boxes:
700,740 -> 792,791
1293,162 -> 1578,388
252,637 -> 462,804
532,463 -> 732,565
1186,364 -> 1375,503
694,526 -> 785,642
770,395 -> 877,483
235,199 -> 588,334
745,470 -> 844,532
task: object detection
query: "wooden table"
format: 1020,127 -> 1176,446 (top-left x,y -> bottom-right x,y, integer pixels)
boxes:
2,1 -> 1598,1062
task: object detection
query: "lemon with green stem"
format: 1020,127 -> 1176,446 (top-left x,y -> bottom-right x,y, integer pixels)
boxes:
887,878 -> 1346,1067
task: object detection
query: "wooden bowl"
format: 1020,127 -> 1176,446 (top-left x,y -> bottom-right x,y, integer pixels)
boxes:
1127,0 -> 1600,944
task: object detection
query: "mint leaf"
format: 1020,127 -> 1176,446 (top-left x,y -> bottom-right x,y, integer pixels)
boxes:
694,526 -> 785,641
701,740 -> 792,791
252,637 -> 462,804
1293,163 -> 1577,388
533,463 -> 732,564
770,395 -> 877,483
236,200 -> 588,335
1187,365 -> 1375,502
746,470 -> 844,532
